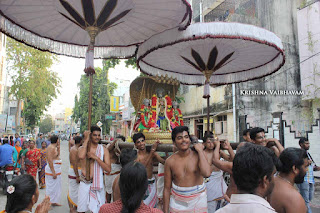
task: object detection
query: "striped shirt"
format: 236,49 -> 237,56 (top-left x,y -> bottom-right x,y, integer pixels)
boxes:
304,152 -> 315,184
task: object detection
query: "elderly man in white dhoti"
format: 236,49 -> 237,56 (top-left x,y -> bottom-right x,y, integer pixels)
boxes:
163,126 -> 211,213
45,135 -> 62,206
78,126 -> 111,213
68,135 -> 83,213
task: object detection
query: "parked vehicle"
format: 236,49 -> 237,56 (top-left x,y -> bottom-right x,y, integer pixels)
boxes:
0,164 -> 17,195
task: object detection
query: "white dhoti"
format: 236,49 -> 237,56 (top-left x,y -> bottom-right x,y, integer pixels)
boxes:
157,163 -> 165,199
77,178 -> 106,213
104,163 -> 121,194
143,177 -> 157,208
170,182 -> 208,213
77,144 -> 105,213
45,160 -> 62,204
205,170 -> 227,212
68,166 -> 81,207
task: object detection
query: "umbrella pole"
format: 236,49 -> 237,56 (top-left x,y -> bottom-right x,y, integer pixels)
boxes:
207,97 -> 210,132
86,74 -> 93,181
84,27 -> 99,181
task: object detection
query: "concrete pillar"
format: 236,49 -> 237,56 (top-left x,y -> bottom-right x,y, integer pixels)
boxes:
271,112 -> 284,146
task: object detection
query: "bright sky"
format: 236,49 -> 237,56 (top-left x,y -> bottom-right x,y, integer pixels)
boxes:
46,56 -> 140,116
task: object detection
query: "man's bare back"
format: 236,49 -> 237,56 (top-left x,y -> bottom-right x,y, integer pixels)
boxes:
47,143 -> 60,161
70,146 -> 79,167
268,176 -> 306,213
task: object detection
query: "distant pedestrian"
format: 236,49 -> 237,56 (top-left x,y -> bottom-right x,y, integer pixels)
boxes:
46,135 -> 62,206
39,141 -> 47,189
36,133 -> 45,149
14,133 -> 21,146
19,141 -> 29,174
297,137 -> 320,213
9,136 -> 14,146
45,133 -> 51,147
25,140 -> 41,179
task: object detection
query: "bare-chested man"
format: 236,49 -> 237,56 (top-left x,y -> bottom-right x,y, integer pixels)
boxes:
133,132 -> 165,207
163,126 -> 211,213
78,126 -> 111,213
45,135 -> 62,206
68,133 -> 76,151
105,138 -> 121,203
68,135 -> 82,213
268,147 -> 308,213
203,132 -> 234,212
250,127 -> 284,157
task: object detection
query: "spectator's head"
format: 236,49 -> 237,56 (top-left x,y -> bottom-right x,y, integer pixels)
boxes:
120,148 -> 137,167
116,135 -> 126,142
5,174 -> 39,213
90,125 -> 101,144
50,135 -> 59,144
3,138 -> 9,144
15,133 -> 19,138
10,136 -> 14,141
243,129 -> 252,142
15,140 -> 20,147
299,137 -> 309,150
29,140 -> 35,149
22,141 -> 28,149
74,136 -> 82,145
171,126 -> 191,151
278,148 -> 308,184
133,133 -> 145,151
189,135 -> 198,144
233,143 -> 277,197
250,127 -> 266,146
39,133 -> 43,139
41,141 -> 47,149
203,131 -> 215,150
120,162 -> 148,213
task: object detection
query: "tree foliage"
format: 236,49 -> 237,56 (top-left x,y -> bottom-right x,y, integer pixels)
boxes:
6,38 -> 61,131
73,59 -> 118,134
39,115 -> 53,134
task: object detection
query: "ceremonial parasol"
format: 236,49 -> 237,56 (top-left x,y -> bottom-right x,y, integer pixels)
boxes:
0,0 -> 192,125
0,0 -> 192,181
137,22 -> 285,132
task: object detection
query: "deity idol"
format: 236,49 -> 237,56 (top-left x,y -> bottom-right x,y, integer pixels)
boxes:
150,88 -> 173,131
133,98 -> 152,132
170,101 -> 184,129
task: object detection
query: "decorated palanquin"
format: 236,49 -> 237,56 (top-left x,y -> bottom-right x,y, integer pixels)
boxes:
130,76 -> 184,144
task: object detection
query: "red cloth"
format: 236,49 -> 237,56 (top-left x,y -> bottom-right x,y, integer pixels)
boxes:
99,200 -> 163,213
25,148 -> 40,178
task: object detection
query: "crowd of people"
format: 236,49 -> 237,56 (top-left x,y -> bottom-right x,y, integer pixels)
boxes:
0,125 -> 319,213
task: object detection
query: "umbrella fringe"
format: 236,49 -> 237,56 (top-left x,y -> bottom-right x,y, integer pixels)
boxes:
0,13 -> 137,59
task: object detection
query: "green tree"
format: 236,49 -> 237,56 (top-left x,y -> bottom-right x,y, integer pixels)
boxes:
73,59 -> 118,134
6,38 -> 61,131
39,115 -> 53,134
